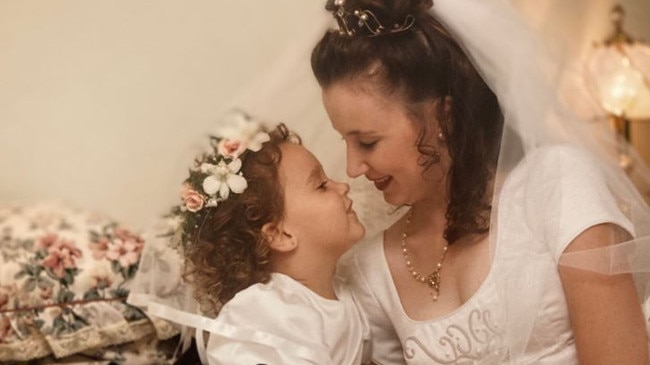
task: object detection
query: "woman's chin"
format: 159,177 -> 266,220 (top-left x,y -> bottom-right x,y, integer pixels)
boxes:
381,191 -> 405,207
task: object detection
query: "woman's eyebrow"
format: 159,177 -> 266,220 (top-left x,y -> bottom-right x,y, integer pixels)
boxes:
346,130 -> 379,137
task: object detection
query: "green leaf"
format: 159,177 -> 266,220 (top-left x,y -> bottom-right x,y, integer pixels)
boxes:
45,268 -> 60,281
37,278 -> 53,289
52,316 -> 67,335
56,289 -> 68,303
89,231 -> 101,242
23,264 -> 35,276
111,260 -> 121,273
124,305 -> 146,321
83,289 -> 101,301
72,319 -> 86,331
110,287 -> 129,298
64,290 -> 75,302
63,271 -> 74,286
23,278 -> 37,292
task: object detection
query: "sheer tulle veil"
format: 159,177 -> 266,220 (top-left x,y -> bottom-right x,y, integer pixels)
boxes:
431,0 -> 650,359
128,0 -> 650,360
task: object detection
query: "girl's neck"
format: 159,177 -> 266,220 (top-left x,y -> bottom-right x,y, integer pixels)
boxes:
272,254 -> 339,300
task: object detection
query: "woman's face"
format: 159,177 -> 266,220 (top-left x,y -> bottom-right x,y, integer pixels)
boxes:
322,81 -> 448,206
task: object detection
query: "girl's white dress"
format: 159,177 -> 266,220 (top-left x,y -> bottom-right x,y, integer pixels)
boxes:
340,146 -> 638,364
203,272 -> 369,365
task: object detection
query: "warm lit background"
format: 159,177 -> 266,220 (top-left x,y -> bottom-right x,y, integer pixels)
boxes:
1,0 -> 649,229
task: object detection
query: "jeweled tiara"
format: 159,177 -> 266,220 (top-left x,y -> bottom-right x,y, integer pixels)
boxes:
332,0 -> 415,37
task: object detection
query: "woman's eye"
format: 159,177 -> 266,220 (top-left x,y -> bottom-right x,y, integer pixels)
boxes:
359,141 -> 377,149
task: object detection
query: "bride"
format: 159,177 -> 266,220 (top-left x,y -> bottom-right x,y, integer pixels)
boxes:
310,0 -> 650,363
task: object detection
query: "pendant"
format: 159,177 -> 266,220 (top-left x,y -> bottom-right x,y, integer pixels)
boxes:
427,270 -> 441,294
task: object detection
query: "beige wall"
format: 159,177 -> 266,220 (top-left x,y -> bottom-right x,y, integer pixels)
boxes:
1,1 -> 649,228
0,1 -> 325,228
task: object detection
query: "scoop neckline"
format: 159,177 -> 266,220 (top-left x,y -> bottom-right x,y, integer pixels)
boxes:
377,224 -> 499,324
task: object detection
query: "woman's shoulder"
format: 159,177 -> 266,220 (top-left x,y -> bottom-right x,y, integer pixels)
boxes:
503,144 -> 607,197
502,144 -> 634,257
517,144 -> 599,175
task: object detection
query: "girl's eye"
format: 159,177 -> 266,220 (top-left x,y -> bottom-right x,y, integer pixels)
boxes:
318,179 -> 330,190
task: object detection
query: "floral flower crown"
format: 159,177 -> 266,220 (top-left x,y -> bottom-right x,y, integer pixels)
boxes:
166,110 -> 271,248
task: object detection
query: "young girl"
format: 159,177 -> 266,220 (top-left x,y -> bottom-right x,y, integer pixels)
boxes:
169,112 -> 369,364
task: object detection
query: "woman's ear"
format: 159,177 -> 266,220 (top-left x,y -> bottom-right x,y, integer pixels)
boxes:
262,222 -> 298,253
429,96 -> 452,121
443,95 -> 452,117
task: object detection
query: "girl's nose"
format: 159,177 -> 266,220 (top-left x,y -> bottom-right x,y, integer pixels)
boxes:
331,180 -> 350,195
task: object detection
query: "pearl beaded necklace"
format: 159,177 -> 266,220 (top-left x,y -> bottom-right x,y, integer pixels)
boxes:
401,210 -> 449,301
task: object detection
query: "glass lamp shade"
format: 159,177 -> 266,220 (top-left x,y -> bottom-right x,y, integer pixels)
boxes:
587,40 -> 650,120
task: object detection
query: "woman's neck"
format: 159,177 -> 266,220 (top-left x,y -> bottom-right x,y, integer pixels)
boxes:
409,199 -> 448,234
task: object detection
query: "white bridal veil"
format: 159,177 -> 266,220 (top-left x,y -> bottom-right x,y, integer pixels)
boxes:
128,0 -> 650,361
430,0 -> 650,360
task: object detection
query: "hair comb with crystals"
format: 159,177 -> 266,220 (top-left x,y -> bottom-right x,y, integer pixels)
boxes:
333,0 -> 415,37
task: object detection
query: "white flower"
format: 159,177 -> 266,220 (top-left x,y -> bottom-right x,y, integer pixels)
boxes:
201,159 -> 247,199
247,131 -> 270,152
216,113 -> 270,153
166,215 -> 183,232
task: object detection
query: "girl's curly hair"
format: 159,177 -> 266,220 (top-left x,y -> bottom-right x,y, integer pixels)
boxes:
183,124 -> 297,315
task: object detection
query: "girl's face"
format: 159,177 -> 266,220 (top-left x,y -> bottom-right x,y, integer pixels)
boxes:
322,81 -> 448,206
279,143 -> 365,255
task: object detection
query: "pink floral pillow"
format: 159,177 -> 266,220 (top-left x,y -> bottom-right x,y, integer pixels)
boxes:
0,202 -> 176,362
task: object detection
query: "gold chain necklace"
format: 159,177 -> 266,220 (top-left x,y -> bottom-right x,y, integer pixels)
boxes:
401,210 -> 449,301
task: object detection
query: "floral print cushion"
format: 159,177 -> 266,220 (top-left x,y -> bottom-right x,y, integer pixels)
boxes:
0,202 -> 177,362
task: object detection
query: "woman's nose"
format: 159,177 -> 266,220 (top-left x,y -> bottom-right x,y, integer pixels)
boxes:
346,149 -> 368,178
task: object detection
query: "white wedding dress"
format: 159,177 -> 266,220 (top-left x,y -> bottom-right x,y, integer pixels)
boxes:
341,146 -> 636,364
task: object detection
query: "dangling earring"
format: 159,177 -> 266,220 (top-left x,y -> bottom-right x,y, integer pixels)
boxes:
437,130 -> 445,142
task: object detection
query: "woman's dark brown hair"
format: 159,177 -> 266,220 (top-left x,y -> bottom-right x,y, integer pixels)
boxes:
183,124 -> 297,315
311,0 -> 503,244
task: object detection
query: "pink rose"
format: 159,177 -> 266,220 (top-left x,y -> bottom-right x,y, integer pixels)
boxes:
93,274 -> 113,289
181,183 -> 204,212
105,238 -> 141,268
217,139 -> 246,158
0,285 -> 13,310
37,233 -> 59,250
115,228 -> 144,250
41,239 -> 82,279
0,316 -> 13,343
89,237 -> 110,260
